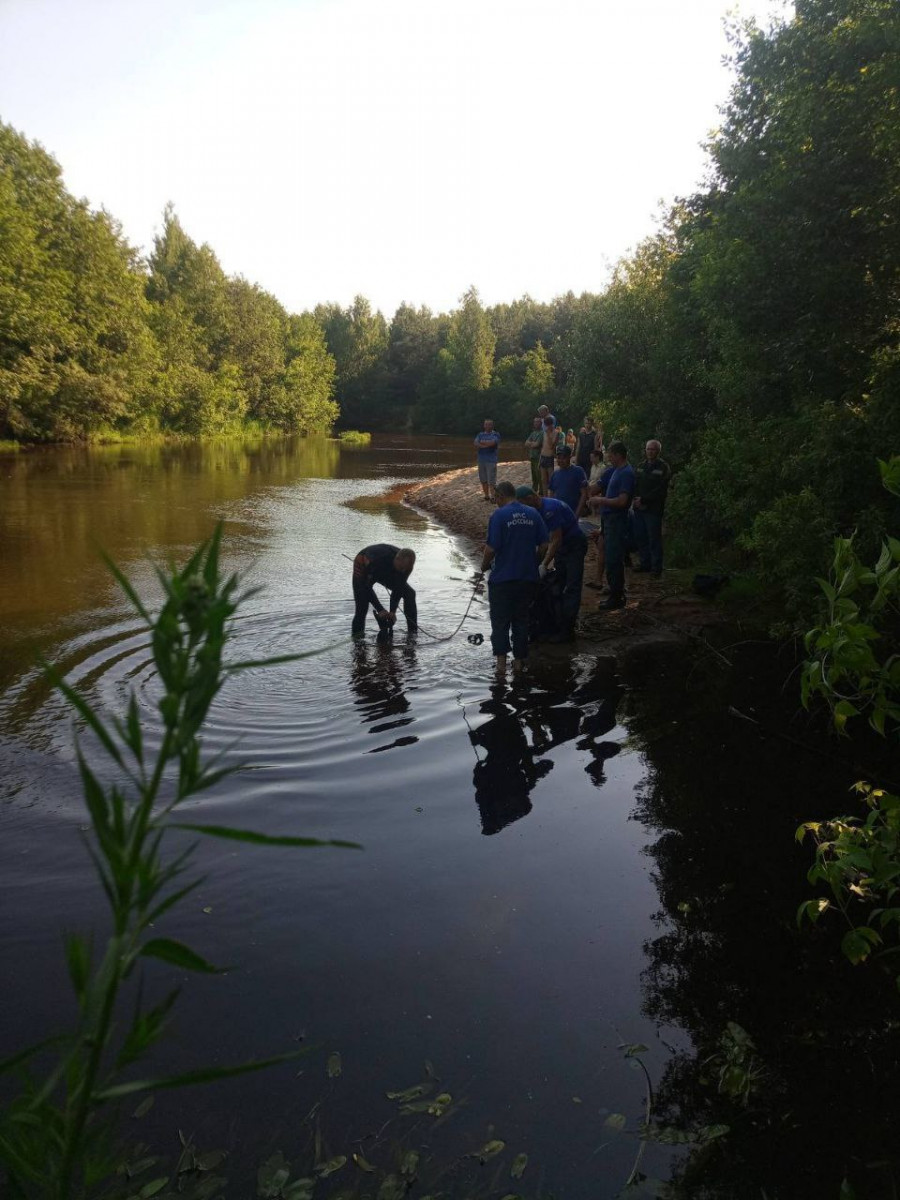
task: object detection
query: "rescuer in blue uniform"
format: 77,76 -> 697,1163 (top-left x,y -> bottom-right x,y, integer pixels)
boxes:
480,480 -> 548,674
516,486 -> 588,642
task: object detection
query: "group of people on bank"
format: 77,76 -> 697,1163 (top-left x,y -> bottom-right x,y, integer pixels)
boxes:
473,410 -> 670,672
350,412 -> 670,675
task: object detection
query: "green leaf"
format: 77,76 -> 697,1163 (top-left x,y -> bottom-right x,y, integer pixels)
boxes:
400,1149 -> 419,1177
315,1155 -> 346,1178
101,549 -> 151,623
133,1096 -> 155,1119
696,1124 -> 729,1142
141,938 -> 224,974
326,1051 -> 342,1078
510,1153 -> 528,1180
94,1049 -> 307,1099
283,1179 -> 315,1200
604,1113 -> 627,1134
173,824 -> 360,850
474,1139 -> 505,1161
64,932 -> 92,1000
139,1179 -> 169,1199
0,1034 -> 69,1077
258,1151 -> 291,1198
196,1150 -> 227,1171
43,661 -> 126,769
622,1042 -> 649,1057
376,1174 -> 404,1200
841,926 -> 881,965
353,1155 -> 376,1173
385,1082 -> 431,1102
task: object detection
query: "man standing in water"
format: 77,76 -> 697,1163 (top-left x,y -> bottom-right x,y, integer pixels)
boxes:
351,545 -> 417,636
480,481 -> 548,674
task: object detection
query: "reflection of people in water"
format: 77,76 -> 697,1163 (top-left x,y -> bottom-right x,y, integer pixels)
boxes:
467,680 -> 624,833
350,638 -> 417,731
470,689 -> 552,835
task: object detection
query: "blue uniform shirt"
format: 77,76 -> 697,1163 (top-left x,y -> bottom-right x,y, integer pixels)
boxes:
474,431 -> 501,460
538,497 -> 581,543
604,463 -> 635,512
487,502 -> 548,583
549,464 -> 588,512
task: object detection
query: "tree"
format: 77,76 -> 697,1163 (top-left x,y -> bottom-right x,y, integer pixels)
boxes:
0,122 -> 154,440
314,295 -> 388,429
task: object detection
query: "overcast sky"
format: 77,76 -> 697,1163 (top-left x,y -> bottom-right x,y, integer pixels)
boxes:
0,0 -> 789,317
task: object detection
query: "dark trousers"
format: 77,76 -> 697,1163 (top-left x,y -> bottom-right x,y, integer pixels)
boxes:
603,513 -> 629,600
633,509 -> 663,573
488,580 -> 536,659
555,534 -> 587,631
352,579 -> 417,635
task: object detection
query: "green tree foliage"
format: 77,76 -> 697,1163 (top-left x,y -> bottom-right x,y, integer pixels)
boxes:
0,123 -> 154,441
314,295 -> 389,430
0,135 -> 338,443
417,287 -> 496,433
274,314 -> 338,433
382,302 -> 445,428
566,0 -> 900,619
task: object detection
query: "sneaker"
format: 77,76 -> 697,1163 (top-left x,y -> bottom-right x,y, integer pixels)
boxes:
598,595 -> 626,611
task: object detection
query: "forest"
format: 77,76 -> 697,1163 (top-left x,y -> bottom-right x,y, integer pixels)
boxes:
1,0 -> 897,622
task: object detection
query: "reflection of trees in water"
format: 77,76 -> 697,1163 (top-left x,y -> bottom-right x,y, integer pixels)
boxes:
625,646 -> 900,1199
350,640 -> 419,751
469,670 -> 623,836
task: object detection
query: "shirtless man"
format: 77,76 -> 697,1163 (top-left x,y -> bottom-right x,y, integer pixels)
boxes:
538,416 -> 557,497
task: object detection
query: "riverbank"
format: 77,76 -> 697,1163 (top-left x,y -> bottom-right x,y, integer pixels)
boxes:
405,463 -> 729,660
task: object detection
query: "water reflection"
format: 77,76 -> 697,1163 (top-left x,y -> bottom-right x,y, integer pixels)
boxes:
350,639 -> 420,753
620,644 -> 900,1199
470,687 -> 552,833
468,671 -> 624,835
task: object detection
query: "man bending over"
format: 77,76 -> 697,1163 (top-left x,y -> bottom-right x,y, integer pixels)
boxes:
351,545 -> 417,636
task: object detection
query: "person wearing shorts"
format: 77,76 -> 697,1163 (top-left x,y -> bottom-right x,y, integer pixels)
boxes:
474,419 -> 501,501
538,416 -> 557,496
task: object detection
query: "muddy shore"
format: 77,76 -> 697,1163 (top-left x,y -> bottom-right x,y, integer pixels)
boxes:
405,462 -> 726,661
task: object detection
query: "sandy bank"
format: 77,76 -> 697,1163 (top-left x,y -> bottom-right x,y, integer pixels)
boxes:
405,462 -> 728,663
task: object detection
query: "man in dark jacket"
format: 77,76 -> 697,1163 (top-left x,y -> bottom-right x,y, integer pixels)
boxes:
633,440 -> 670,578
351,545 -> 417,636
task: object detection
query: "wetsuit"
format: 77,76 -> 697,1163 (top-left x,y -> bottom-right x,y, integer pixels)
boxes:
351,544 -> 417,635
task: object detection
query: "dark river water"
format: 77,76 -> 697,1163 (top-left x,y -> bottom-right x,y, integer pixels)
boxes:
2,436 -> 899,1199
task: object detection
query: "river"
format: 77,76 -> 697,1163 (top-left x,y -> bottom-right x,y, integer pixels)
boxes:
2,435 -> 898,1199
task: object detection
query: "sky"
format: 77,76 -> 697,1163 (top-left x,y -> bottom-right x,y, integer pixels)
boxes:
0,0 -> 790,317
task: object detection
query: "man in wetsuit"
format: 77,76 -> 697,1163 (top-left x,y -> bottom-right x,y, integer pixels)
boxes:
351,545 -> 417,636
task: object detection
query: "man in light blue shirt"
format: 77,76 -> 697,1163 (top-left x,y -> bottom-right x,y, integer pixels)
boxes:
480,480 -> 549,674
474,419 -> 501,501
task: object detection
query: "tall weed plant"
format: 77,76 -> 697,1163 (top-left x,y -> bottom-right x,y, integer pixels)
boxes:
0,526 -> 355,1199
